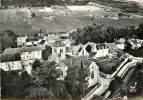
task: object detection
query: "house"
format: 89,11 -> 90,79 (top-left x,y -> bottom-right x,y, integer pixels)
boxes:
64,55 -> 101,87
2,46 -> 43,61
20,46 -> 43,61
74,42 -> 109,58
73,42 -> 96,57
105,43 -> 119,56
0,61 -> 22,71
94,43 -> 109,58
116,38 -> 125,50
26,37 -> 39,46
0,60 -> 34,74
116,43 -> 125,50
51,41 -> 73,62
129,39 -> 142,49
17,36 -> 28,47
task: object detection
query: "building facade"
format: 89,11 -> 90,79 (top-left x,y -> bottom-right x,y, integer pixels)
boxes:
17,36 -> 28,47
74,42 -> 109,58
51,45 -> 73,62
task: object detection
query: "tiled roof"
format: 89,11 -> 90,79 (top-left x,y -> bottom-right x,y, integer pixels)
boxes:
3,46 -> 43,55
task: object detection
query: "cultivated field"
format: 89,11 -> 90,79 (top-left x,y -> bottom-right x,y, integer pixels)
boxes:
0,9 -> 36,36
1,5 -> 143,36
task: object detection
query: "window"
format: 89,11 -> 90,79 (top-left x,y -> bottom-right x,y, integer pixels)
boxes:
91,71 -> 94,79
58,54 -> 61,57
29,52 -> 32,54
60,49 -> 63,53
66,47 -> 70,52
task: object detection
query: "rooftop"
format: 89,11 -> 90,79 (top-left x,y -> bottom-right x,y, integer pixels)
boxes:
3,46 -> 43,55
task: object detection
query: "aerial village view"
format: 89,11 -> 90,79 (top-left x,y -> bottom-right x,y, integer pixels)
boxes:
0,0 -> 143,100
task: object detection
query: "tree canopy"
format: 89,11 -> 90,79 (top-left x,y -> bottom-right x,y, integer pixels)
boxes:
65,62 -> 90,99
0,30 -> 17,53
42,45 -> 52,61
70,23 -> 143,45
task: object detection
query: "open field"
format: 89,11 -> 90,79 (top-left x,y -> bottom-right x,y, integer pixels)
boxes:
0,9 -> 36,36
1,5 -> 143,36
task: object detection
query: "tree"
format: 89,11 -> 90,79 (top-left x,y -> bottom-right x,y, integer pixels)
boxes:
32,59 -> 41,70
70,23 -> 143,45
0,69 -> 7,97
124,40 -> 132,53
3,71 -> 25,97
31,12 -> 36,17
42,45 -> 52,61
31,61 -> 71,99
0,30 -> 17,52
65,62 -> 89,99
25,86 -> 55,99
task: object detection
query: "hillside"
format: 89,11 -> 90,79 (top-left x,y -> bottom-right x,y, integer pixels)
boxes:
96,0 -> 143,13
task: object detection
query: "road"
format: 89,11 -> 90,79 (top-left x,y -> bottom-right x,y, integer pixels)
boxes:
82,77 -> 112,100
82,55 -> 143,100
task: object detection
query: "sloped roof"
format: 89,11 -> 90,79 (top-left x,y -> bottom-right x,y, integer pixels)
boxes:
3,46 -> 43,55
89,52 -> 97,58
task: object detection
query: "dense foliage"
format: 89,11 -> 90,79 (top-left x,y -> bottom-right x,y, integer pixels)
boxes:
1,0 -> 91,8
124,40 -> 143,57
0,30 -> 17,53
42,45 -> 52,61
108,63 -> 143,98
70,23 -> 143,45
1,61 -> 72,99
65,62 -> 90,99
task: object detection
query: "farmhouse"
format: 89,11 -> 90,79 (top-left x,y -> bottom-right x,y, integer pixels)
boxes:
2,46 -> 43,61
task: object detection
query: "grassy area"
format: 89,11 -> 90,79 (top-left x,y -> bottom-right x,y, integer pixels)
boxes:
0,9 -> 36,36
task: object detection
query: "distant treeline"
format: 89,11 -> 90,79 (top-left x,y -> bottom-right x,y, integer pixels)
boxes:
1,0 -> 142,13
96,0 -> 142,13
0,30 -> 17,53
1,0 -> 95,8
